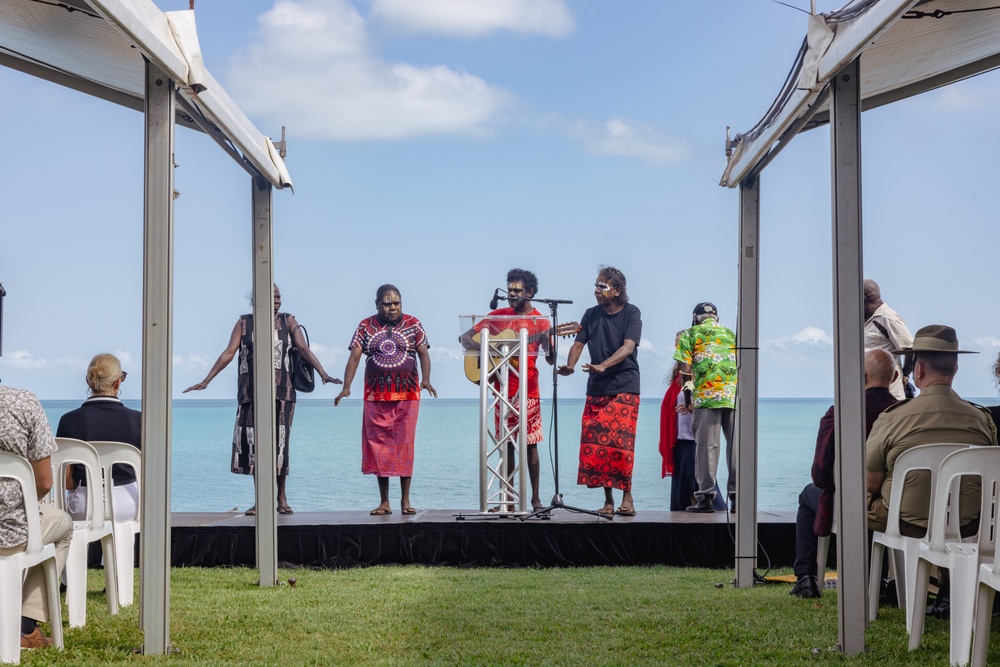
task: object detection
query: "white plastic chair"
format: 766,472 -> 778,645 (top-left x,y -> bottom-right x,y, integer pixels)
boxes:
51,438 -> 118,628
0,451 -> 63,663
909,446 -> 1000,667
88,441 -> 140,608
972,472 -> 1000,667
869,443 -> 970,632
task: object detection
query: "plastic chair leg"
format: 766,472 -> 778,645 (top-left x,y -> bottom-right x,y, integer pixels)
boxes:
64,535 -> 87,628
101,534 -> 118,617
0,565 -> 22,663
950,560 -> 979,667
113,527 -> 134,607
971,584 -> 995,667
869,542 -> 885,622
41,558 -> 63,650
909,558 -> 933,651
817,534 -> 830,579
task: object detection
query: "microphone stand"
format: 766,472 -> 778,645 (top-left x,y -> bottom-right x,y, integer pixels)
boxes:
522,296 -> 610,521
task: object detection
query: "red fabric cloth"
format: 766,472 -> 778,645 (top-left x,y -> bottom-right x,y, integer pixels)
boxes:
659,376 -> 682,478
577,393 -> 639,491
495,397 -> 543,445
361,400 -> 420,477
473,307 -> 549,398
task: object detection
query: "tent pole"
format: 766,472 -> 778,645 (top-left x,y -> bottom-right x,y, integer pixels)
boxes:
830,58 -> 867,656
140,59 -> 175,656
251,180 -> 278,587
734,175 -> 761,588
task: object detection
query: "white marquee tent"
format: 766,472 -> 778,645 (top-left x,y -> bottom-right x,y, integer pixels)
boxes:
0,0 -> 291,654
721,0 -> 1000,656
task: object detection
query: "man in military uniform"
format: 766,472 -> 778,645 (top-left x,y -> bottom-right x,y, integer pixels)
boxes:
866,324 -> 997,539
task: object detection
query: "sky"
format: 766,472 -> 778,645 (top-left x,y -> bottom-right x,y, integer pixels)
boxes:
1,0 -> 999,401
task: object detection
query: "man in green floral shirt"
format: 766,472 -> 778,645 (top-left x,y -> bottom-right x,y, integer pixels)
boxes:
673,302 -> 737,513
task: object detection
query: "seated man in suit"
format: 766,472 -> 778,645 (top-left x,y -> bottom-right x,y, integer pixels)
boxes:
790,349 -> 897,598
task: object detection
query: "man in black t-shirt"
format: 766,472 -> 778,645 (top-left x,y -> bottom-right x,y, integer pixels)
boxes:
558,266 -> 642,516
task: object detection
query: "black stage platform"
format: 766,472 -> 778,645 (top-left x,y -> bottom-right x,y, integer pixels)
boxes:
170,510 -> 797,570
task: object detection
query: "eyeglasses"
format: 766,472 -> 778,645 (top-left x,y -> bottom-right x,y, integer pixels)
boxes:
119,371 -> 127,381
595,283 -> 611,292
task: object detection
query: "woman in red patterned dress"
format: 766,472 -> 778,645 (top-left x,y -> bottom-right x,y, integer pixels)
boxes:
335,284 -> 436,515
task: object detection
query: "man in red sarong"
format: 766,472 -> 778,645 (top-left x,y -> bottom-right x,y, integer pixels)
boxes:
558,266 -> 642,517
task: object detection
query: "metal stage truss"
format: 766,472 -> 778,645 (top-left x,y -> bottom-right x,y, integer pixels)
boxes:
478,328 -> 529,515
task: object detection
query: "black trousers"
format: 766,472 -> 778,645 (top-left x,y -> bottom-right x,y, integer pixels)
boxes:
794,483 -> 822,577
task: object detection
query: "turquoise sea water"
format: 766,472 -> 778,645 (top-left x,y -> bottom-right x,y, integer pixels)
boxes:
41,397 -> 999,514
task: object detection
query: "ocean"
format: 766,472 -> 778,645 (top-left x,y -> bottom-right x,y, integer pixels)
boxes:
41,396 -> 1000,514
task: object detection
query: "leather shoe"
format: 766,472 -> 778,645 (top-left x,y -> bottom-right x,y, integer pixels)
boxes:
790,574 -> 821,599
926,586 -> 950,619
20,626 -> 52,649
685,497 -> 715,513
878,577 -> 899,606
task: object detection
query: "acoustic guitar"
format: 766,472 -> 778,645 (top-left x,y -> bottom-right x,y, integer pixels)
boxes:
464,321 -> 580,384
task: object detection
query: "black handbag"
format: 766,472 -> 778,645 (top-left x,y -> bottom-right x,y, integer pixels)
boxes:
285,315 -> 316,393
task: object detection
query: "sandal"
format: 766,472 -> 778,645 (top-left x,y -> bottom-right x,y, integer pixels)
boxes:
370,507 -> 392,516
277,505 -> 294,515
401,507 -> 417,515
615,506 -> 636,516
596,506 -> 614,517
245,506 -> 256,516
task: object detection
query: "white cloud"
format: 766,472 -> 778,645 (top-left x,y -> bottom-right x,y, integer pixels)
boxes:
766,326 -> 833,348
228,0 -> 513,141
931,83 -> 993,112
0,349 -> 47,369
371,0 -> 575,37
114,350 -> 135,370
173,354 -> 214,370
908,79 -> 1000,113
975,336 -> 1000,349
227,1 -> 682,163
562,117 -> 690,165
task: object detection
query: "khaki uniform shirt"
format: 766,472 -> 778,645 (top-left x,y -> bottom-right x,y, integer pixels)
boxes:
866,384 -> 997,529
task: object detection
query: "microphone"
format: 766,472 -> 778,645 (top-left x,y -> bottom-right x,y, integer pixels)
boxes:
489,288 -> 501,310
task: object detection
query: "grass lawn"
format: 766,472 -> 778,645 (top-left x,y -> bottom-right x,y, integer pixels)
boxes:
19,565 -> 998,666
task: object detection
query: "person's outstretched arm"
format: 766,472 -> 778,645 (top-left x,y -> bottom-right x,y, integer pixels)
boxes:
334,347 -> 364,405
183,319 -> 242,392
287,314 -> 342,385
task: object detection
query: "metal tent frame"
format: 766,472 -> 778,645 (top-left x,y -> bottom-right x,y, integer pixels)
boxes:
0,0 -> 292,654
720,0 -> 1000,655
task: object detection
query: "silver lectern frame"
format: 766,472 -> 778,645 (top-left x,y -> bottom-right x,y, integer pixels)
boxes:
478,328 -> 529,515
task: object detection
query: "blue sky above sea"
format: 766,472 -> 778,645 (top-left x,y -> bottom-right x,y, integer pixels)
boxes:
1,0 -> 999,402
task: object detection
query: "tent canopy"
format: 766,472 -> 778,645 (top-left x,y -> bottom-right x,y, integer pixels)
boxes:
0,0 -> 291,188
721,0 -> 1000,187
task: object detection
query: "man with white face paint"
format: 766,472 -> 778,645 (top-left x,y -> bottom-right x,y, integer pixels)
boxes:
559,266 -> 642,517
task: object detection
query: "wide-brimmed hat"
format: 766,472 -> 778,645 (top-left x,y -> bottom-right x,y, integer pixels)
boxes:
891,324 -> 978,355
